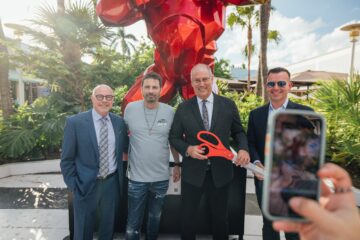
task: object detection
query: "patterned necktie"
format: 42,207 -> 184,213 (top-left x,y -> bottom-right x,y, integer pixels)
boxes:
202,100 -> 210,131
99,117 -> 109,177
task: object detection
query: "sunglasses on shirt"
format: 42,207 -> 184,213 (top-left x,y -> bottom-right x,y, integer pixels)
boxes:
266,80 -> 287,88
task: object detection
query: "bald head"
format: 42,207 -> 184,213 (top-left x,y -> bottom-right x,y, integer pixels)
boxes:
190,63 -> 213,81
190,63 -> 214,100
92,84 -> 113,96
91,84 -> 114,117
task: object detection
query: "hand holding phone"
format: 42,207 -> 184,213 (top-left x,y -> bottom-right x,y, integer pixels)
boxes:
262,110 -> 326,221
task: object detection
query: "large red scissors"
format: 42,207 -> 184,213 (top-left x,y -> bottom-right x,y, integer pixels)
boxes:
196,130 -> 264,176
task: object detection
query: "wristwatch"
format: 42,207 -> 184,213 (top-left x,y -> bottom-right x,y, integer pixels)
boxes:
173,162 -> 181,166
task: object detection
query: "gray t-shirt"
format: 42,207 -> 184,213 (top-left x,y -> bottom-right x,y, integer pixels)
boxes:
124,100 -> 174,182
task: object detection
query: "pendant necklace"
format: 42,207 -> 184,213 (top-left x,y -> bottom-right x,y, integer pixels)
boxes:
143,102 -> 159,135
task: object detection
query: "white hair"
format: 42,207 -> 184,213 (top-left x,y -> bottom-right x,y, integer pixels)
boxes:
190,63 -> 213,80
92,84 -> 113,96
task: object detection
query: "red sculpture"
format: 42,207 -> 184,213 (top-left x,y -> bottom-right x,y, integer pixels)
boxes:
96,0 -> 266,109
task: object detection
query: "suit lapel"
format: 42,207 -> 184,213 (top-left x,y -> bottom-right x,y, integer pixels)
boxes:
190,97 -> 206,129
87,110 -> 99,159
286,100 -> 297,109
260,103 -> 270,132
210,94 -> 220,131
109,113 -> 119,154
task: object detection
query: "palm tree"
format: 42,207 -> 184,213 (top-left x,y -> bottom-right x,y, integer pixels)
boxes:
228,6 -> 259,91
6,0 -> 109,110
109,27 -> 137,57
0,18 -> 12,118
257,29 -> 281,99
257,0 -> 271,99
313,77 -> 360,167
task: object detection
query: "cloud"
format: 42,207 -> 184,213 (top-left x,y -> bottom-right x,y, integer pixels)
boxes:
216,9 -> 352,70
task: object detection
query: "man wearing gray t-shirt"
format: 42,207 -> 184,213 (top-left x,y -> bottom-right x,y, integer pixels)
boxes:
124,72 -> 180,240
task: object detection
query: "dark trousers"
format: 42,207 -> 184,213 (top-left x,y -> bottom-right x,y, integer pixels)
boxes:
255,179 -> 299,240
73,172 -> 120,240
181,170 -> 230,240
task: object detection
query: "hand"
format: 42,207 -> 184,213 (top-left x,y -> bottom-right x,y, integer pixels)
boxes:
172,166 -> 181,182
272,163 -> 360,240
254,162 -> 264,180
233,149 -> 250,166
186,145 -> 208,160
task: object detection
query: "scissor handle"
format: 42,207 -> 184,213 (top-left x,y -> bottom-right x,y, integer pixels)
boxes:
197,130 -> 224,149
198,143 -> 234,160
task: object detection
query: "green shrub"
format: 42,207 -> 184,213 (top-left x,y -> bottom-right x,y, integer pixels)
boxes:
112,85 -> 129,115
312,77 -> 360,167
218,80 -> 263,130
0,97 -> 69,163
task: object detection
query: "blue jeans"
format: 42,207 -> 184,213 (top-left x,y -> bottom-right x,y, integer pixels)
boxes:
126,179 -> 169,240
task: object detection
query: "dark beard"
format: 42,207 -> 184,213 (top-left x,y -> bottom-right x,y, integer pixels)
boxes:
144,94 -> 157,103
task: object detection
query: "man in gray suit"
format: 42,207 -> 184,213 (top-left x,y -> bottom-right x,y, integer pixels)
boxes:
60,84 -> 128,240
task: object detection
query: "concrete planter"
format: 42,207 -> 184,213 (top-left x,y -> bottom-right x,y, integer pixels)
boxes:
0,159 -> 60,179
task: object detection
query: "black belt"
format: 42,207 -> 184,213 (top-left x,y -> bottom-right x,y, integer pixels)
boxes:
97,171 -> 117,180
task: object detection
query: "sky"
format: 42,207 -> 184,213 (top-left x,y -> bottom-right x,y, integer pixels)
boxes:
1,0 -> 359,69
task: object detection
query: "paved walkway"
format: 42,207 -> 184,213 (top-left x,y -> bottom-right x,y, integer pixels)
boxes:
0,173 -> 286,240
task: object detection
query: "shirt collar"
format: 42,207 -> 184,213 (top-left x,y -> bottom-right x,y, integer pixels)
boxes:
92,108 -> 110,121
269,98 -> 289,111
197,92 -> 214,104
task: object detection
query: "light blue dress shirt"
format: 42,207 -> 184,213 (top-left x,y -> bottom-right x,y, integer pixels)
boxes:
92,109 -> 117,175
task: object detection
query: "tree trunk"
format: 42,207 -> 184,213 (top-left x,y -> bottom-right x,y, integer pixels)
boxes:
57,0 -> 65,14
57,0 -> 85,111
0,19 -> 13,118
256,56 -> 261,96
247,24 -> 252,91
259,0 -> 271,101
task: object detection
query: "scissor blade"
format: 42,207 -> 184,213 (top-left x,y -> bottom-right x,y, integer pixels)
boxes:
230,147 -> 264,177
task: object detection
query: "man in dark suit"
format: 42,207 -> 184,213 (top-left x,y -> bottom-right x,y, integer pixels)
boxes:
60,84 -> 128,240
169,63 -> 250,240
246,67 -> 312,240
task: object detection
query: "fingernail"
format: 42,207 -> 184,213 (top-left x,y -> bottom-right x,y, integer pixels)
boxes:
289,198 -> 301,209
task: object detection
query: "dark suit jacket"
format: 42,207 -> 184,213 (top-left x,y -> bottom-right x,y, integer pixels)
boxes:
247,100 -> 313,167
60,110 -> 128,198
169,94 -> 248,188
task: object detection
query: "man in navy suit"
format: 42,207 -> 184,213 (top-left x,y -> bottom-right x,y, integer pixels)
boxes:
169,63 -> 250,240
60,84 -> 128,240
246,67 -> 312,240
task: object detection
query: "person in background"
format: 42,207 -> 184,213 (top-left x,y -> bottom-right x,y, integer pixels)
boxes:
60,84 -> 128,240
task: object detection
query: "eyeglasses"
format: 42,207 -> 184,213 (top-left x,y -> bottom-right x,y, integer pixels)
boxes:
192,77 -> 211,85
95,94 -> 114,101
266,80 -> 287,88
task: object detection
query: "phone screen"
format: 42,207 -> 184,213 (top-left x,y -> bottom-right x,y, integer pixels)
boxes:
267,112 -> 324,219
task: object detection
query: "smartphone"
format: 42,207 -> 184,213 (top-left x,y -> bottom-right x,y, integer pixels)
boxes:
262,110 -> 326,221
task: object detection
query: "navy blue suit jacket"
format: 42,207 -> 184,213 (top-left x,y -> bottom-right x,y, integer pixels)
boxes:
60,110 -> 127,197
247,100 -> 313,166
169,94 -> 248,188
